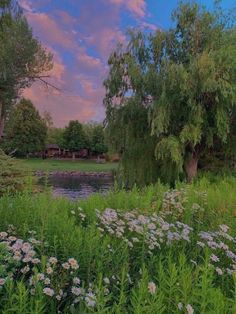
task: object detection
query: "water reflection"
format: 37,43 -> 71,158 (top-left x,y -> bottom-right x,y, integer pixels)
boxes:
39,175 -> 113,200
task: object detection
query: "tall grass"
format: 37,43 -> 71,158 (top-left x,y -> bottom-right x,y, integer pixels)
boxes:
0,175 -> 236,313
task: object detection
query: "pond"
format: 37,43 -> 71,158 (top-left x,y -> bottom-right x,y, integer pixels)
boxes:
38,174 -> 114,200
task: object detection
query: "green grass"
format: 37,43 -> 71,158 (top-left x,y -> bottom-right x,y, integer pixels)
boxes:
1,175 -> 236,313
18,158 -> 118,173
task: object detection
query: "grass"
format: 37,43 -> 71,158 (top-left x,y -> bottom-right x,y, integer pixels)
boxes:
1,175 -> 236,313
18,158 -> 118,173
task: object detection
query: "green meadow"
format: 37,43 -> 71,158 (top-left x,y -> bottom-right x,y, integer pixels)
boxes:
1,176 -> 236,313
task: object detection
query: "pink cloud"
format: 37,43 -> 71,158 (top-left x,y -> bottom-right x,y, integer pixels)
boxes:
26,11 -> 76,49
110,0 -> 146,18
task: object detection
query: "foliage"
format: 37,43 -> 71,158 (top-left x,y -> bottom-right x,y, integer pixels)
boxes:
0,149 -> 26,195
45,127 -> 64,146
90,124 -> 108,155
62,120 -> 88,152
4,99 -> 47,156
104,1 -> 236,185
0,175 -> 236,312
0,0 -> 53,137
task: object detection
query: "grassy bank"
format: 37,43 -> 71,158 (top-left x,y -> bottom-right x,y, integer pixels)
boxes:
19,158 -> 118,173
1,176 -> 236,313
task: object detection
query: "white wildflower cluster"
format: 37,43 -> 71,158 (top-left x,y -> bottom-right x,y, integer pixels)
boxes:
197,225 -> 236,275
96,208 -> 193,253
161,189 -> 187,218
0,227 -> 96,309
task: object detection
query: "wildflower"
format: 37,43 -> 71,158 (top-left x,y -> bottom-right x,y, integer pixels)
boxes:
0,232 -> 8,239
68,258 -> 79,270
103,277 -> 110,285
62,262 -> 70,270
186,304 -> 194,314
37,273 -> 45,281
0,278 -> 6,286
73,277 -> 81,285
216,267 -> 223,275
178,302 -> 183,310
197,241 -> 205,248
44,278 -> 51,285
210,254 -> 219,263
30,289 -> 36,295
148,282 -> 156,295
21,265 -> 30,274
56,295 -> 62,301
72,286 -> 82,296
49,257 -> 58,265
85,292 -> 96,307
43,287 -> 55,297
22,242 -> 31,253
32,258 -> 40,264
219,224 -> 229,233
46,267 -> 53,274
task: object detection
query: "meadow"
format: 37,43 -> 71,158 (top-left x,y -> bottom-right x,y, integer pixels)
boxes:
1,175 -> 236,313
19,158 -> 118,173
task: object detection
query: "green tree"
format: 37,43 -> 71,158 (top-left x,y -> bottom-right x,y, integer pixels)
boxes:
5,99 -> 47,156
90,124 -> 108,155
104,1 -> 236,184
62,120 -> 87,155
0,0 -> 53,139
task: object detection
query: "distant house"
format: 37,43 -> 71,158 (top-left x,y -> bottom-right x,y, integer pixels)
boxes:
45,144 -> 61,158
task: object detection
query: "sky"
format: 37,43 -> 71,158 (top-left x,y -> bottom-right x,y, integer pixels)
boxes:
18,0 -> 235,127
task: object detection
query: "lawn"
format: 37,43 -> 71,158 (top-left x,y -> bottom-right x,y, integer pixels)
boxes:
18,158 -> 118,173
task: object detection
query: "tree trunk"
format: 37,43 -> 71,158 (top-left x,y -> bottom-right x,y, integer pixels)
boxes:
0,103 -> 5,141
185,154 -> 198,183
0,115 -> 5,140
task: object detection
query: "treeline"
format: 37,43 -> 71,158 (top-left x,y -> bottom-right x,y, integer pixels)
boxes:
104,1 -> 236,186
1,99 -> 108,157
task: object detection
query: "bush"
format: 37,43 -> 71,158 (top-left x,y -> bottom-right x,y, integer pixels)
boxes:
0,150 -> 27,196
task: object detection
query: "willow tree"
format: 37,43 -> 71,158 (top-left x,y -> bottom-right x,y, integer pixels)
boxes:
0,0 -> 53,138
104,1 -> 236,184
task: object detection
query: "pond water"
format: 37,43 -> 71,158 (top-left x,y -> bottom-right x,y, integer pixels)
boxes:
39,175 -> 114,200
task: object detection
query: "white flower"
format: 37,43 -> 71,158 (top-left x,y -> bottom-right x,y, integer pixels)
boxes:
22,242 -> 31,253
186,304 -> 194,314
62,262 -> 70,270
30,289 -> 36,295
44,278 -> 51,285
72,286 -> 82,296
56,295 -> 62,301
37,273 -> 45,281
103,277 -> 110,285
148,282 -> 156,295
68,258 -> 79,270
0,232 -> 8,239
49,257 -> 58,265
210,254 -> 219,263
219,224 -> 229,233
21,265 -> 30,274
216,267 -> 223,275
0,278 -> 6,286
178,302 -> 183,310
32,258 -> 40,264
85,292 -> 96,307
43,287 -> 54,297
46,267 -> 53,274
73,277 -> 81,285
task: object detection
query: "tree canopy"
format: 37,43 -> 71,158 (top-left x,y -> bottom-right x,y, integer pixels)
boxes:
0,0 -> 53,138
4,99 -> 47,156
104,1 -> 236,185
62,120 -> 88,152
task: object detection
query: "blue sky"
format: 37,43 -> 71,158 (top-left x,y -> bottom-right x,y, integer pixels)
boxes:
18,0 -> 235,127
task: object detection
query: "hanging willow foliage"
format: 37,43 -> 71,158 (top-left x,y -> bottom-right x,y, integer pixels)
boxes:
104,1 -> 236,186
